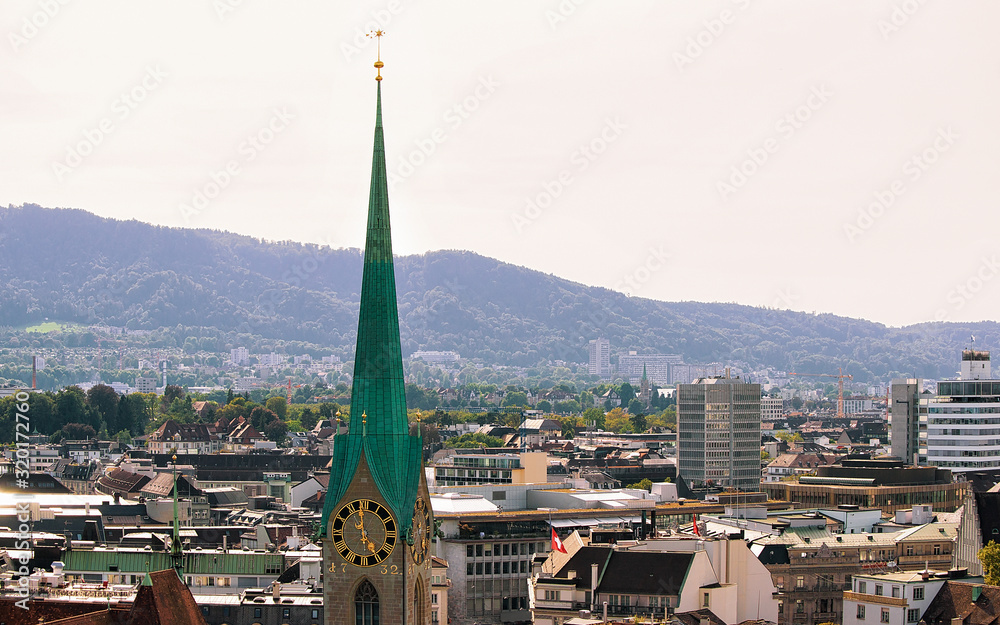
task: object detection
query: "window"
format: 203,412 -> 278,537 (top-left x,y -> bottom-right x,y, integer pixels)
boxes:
908,609 -> 920,622
355,580 -> 380,625
432,593 -> 438,605
892,586 -> 900,598
933,545 -> 942,555
254,608 -> 262,618
467,545 -> 474,557
881,608 -> 890,623
858,581 -> 867,593
906,546 -> 914,556
858,604 -> 866,619
795,600 -> 804,614
703,593 -> 710,607
875,585 -> 883,596
914,586 -> 925,600
282,608 -> 290,618
796,576 -> 805,589
545,590 -> 559,601
312,609 -> 319,619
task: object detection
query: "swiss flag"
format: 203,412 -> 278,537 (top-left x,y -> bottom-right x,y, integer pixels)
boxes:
551,527 -> 568,554
692,514 -> 700,536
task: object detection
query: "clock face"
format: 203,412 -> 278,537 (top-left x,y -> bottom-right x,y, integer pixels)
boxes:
330,499 -> 397,567
411,497 -> 431,565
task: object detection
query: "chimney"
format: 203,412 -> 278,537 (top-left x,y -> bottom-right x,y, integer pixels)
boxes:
272,582 -> 281,600
567,570 -> 576,579
222,535 -> 227,551
591,562 -> 599,599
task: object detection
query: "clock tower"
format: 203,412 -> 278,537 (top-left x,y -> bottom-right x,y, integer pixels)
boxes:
321,34 -> 434,625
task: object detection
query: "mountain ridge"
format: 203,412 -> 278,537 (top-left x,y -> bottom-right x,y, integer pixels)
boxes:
1,204 -> 996,383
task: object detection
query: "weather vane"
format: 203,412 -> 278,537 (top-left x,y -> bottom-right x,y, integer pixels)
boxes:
368,30 -> 385,81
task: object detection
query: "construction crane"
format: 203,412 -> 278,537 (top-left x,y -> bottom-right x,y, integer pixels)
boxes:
788,367 -> 854,419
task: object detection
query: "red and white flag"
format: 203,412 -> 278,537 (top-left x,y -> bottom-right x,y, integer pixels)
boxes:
692,514 -> 700,536
551,527 -> 568,553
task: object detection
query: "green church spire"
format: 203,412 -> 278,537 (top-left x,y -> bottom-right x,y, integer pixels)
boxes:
321,67 -> 422,537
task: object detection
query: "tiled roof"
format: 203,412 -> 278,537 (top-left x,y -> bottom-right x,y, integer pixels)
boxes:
130,569 -> 207,624
923,581 -> 1000,625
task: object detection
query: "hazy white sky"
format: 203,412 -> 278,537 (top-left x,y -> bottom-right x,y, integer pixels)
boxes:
2,1 -> 997,327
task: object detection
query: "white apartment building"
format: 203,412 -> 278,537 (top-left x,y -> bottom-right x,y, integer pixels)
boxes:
230,347 -> 249,366
257,352 -> 285,366
924,350 -> 1000,471
588,339 -> 611,377
842,571 -> 945,625
411,350 -> 461,365
761,396 -> 784,421
531,534 -> 778,625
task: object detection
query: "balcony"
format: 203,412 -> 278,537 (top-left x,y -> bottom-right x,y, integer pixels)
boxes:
843,591 -> 907,607
895,554 -> 950,566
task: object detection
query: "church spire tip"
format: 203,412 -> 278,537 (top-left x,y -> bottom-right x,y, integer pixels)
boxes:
368,30 -> 385,81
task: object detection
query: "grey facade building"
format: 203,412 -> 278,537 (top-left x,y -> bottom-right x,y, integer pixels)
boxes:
677,377 -> 762,492
889,378 -> 924,465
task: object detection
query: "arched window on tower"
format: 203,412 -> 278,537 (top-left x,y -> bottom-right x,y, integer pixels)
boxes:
355,579 -> 380,625
413,578 -> 425,622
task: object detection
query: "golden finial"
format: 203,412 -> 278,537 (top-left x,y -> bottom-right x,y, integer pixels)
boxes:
362,411 -> 368,436
368,30 -> 385,81
416,410 -> 422,423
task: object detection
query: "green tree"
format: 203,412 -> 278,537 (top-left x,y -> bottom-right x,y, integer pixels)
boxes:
981,541 -> 1000,586
626,478 -> 653,491
605,408 -> 632,434
62,422 -> 97,440
445,432 -> 504,448
250,406 -> 278,430
502,391 -> 528,408
55,386 -> 98,431
536,400 -> 552,413
628,398 -> 646,416
558,416 -> 578,439
582,407 -> 605,430
776,431 -> 804,443
553,400 -> 581,414
87,384 -> 119,432
26,392 -> 55,434
264,419 -> 289,445
265,396 -> 288,420
160,385 -> 185,413
619,383 -> 636,407
629,411 -> 647,432
299,407 -> 319,430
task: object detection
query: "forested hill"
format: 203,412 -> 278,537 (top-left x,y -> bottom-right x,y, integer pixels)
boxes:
1,204 -> 996,382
